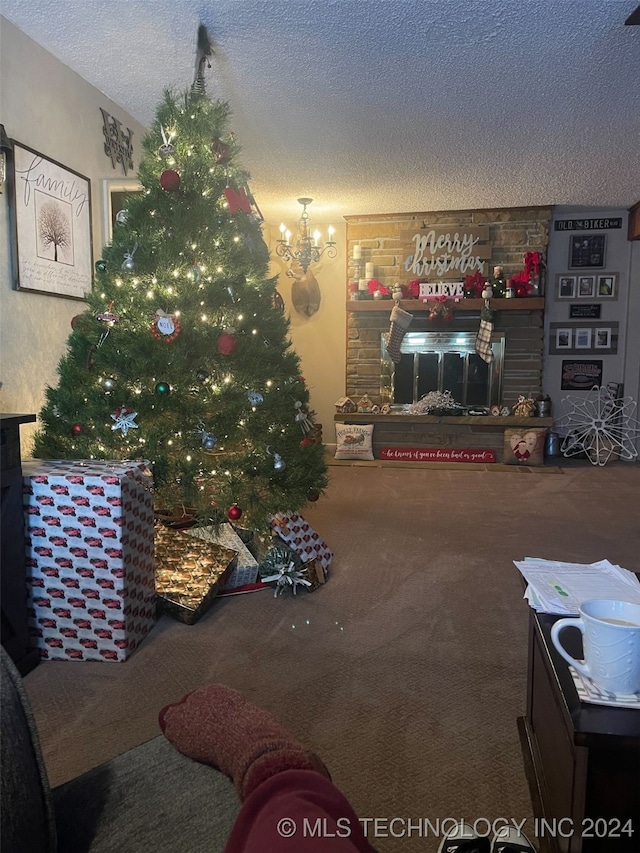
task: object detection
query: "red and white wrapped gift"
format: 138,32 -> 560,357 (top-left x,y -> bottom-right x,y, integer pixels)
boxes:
23,459 -> 156,661
269,512 -> 333,571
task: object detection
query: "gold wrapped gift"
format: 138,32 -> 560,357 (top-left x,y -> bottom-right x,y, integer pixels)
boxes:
300,557 -> 327,592
155,525 -> 238,624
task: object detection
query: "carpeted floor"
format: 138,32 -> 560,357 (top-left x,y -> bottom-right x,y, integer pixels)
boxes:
23,462 -> 640,852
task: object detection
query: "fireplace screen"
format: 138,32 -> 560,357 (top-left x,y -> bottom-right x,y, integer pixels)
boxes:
381,331 -> 504,407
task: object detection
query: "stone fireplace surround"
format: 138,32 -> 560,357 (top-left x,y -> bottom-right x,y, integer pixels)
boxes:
339,207 -> 553,457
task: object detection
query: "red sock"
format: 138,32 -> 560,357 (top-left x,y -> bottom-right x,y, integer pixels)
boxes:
159,685 -> 330,800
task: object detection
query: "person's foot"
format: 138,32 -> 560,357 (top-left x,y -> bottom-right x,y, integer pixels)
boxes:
492,825 -> 536,852
438,823 -> 490,853
159,684 -> 330,800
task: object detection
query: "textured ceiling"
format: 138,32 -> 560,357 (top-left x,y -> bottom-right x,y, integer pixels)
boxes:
2,1 -> 639,224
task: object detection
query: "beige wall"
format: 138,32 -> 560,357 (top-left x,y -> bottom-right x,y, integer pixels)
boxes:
0,16 -> 147,453
266,221 -> 346,445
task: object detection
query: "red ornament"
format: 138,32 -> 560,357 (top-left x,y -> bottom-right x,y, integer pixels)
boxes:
227,504 -> 243,521
224,185 -> 251,214
307,490 -> 320,502
71,423 -> 83,435
160,169 -> 181,192
217,330 -> 237,355
300,436 -> 317,448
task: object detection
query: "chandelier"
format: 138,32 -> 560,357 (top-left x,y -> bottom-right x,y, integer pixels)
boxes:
276,198 -> 337,273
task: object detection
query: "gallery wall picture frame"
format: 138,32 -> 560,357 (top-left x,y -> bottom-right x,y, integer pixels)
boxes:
557,275 -> 577,298
594,328 -> 612,349
101,178 -> 142,245
556,328 -> 572,349
597,273 -> 617,298
575,328 -> 592,349
577,275 -> 595,297
11,141 -> 93,300
549,321 -> 618,356
561,359 -> 603,391
568,233 -> 606,269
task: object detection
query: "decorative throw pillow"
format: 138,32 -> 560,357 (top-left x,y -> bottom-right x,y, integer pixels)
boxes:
334,423 -> 374,461
503,428 -> 547,466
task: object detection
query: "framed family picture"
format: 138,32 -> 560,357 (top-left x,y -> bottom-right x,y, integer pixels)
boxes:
597,274 -> 616,298
556,328 -> 572,349
578,275 -> 595,297
575,328 -> 592,349
595,328 -> 612,349
11,142 -> 93,299
558,275 -> 576,298
569,234 -> 606,269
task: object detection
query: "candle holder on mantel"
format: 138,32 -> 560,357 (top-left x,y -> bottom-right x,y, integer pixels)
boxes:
351,244 -> 363,299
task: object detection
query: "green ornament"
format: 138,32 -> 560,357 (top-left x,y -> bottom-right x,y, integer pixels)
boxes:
155,381 -> 171,395
95,259 -> 107,273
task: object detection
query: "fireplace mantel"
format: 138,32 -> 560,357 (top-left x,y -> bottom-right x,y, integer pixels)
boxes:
346,298 -> 545,312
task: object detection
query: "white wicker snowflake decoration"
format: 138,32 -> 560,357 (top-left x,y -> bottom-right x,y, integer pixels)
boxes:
556,385 -> 639,466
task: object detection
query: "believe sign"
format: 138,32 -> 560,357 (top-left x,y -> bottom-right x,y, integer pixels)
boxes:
401,225 -> 492,280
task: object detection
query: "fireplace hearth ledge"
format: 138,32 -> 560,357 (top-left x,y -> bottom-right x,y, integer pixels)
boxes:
333,413 -> 554,458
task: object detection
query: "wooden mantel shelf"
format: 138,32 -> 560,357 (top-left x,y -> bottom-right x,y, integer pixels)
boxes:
334,413 -> 554,427
346,298 -> 545,312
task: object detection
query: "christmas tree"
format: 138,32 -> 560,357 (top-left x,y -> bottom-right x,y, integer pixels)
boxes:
33,27 -> 328,532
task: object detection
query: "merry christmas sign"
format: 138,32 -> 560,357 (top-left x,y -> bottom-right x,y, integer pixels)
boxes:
401,225 -> 492,280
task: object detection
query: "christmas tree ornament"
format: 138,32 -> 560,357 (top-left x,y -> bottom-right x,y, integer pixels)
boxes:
101,377 -> 116,392
95,259 -> 108,273
158,125 -> 175,157
155,381 -> 171,395
193,422 -> 217,450
121,243 -> 138,272
115,209 -> 128,225
385,303 -> 414,364
190,265 -> 201,283
160,169 -> 181,192
96,302 -> 121,347
71,423 -> 83,435
294,401 -> 314,434
307,490 -> 320,502
211,136 -> 231,164
111,406 -> 139,436
196,369 -> 209,382
202,433 -> 217,451
227,504 -> 243,521
300,436 -> 317,448
266,446 -> 286,472
247,391 -> 263,406
217,328 -> 237,355
224,184 -> 251,214
152,309 -> 181,342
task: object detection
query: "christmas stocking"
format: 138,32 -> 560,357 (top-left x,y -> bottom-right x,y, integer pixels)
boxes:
475,303 -> 495,364
385,304 -> 413,364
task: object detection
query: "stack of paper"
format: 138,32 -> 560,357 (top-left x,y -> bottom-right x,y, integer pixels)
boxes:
513,557 -> 640,615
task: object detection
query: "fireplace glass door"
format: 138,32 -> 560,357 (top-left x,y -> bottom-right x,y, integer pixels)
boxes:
381,331 -> 504,407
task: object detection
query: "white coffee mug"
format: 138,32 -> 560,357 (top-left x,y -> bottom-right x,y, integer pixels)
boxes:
551,599 -> 640,695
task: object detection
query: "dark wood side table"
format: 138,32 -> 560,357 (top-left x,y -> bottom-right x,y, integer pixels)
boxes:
1,413 -> 40,675
518,609 -> 640,853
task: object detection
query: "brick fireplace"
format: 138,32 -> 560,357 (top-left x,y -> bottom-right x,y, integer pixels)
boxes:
337,206 -> 554,457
